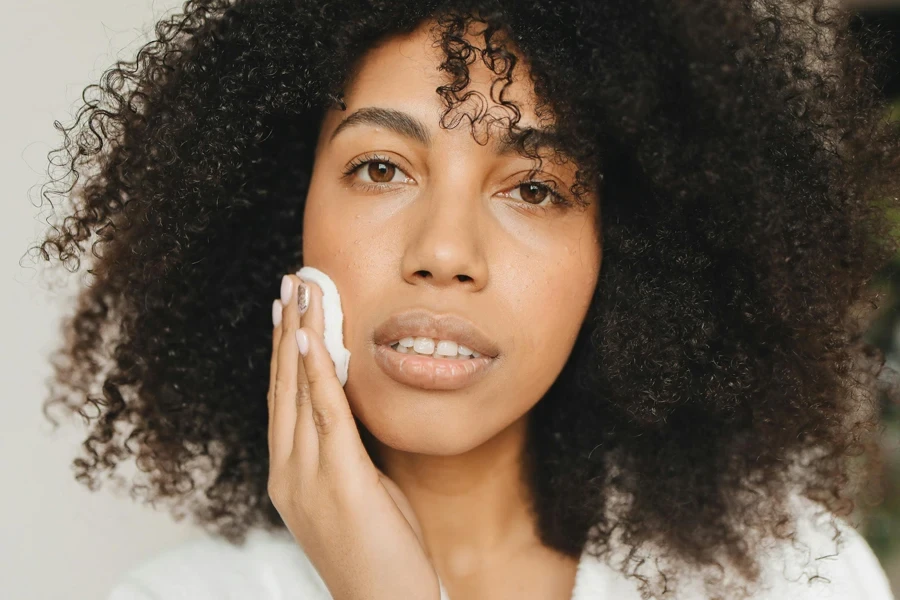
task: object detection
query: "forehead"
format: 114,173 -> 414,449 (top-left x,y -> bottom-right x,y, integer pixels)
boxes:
322,20 -> 551,136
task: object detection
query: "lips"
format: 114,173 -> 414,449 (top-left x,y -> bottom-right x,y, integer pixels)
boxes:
373,344 -> 497,390
373,308 -> 501,358
372,308 -> 500,391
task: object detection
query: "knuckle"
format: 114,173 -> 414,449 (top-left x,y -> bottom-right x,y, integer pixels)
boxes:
295,385 -> 311,407
312,405 -> 339,436
266,478 -> 283,503
274,371 -> 292,396
267,475 -> 298,505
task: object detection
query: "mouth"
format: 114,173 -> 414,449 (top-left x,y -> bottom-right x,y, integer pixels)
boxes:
373,311 -> 500,357
373,342 -> 497,391
386,338 -> 486,359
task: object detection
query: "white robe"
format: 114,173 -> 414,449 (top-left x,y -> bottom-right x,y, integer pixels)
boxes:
107,492 -> 895,600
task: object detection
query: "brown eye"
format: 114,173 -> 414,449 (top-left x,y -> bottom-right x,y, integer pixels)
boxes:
518,182 -> 550,204
343,155 -> 413,188
367,161 -> 396,183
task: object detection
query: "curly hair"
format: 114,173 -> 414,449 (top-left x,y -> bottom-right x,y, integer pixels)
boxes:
27,0 -> 900,597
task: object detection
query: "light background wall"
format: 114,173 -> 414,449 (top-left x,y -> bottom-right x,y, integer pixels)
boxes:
2,2 -> 202,599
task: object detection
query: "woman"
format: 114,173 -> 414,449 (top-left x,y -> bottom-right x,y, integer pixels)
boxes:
32,0 -> 900,598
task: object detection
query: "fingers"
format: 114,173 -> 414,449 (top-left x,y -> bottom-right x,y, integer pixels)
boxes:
294,323 -> 368,474
272,275 -> 302,466
271,271 -> 370,479
300,275 -> 325,340
268,298 -> 283,453
293,275 -> 369,473
293,277 -> 317,467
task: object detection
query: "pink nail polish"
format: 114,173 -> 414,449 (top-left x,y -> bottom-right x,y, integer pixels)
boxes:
280,275 -> 292,305
272,299 -> 283,327
296,329 -> 309,356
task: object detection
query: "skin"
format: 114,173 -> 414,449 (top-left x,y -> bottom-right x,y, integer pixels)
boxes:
272,20 -> 601,600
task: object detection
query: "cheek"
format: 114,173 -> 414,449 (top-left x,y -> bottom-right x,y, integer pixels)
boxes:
301,189 -> 388,360
302,183 -> 395,264
522,249 -> 599,342
508,250 -> 599,389
302,190 -> 347,262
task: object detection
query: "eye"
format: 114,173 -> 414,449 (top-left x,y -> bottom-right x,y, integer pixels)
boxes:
342,154 -> 413,186
510,182 -> 551,204
502,179 -> 573,208
359,161 -> 404,183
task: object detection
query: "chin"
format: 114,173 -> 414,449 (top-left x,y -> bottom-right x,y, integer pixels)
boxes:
348,391 -> 483,457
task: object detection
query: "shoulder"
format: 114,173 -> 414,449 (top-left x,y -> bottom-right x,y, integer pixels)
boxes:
107,528 -> 331,600
572,491 -> 895,600
753,492 -> 895,600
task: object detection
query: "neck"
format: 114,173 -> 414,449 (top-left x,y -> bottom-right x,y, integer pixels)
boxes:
368,414 -> 539,573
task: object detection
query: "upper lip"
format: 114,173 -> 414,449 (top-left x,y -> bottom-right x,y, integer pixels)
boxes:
374,308 -> 500,358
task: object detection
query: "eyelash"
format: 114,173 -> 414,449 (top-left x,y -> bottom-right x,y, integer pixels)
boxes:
340,153 -> 575,210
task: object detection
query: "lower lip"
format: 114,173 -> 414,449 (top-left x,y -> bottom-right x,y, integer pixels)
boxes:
373,344 -> 496,391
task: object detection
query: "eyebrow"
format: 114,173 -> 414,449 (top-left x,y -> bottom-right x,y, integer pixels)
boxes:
328,106 -> 566,157
330,107 -> 431,146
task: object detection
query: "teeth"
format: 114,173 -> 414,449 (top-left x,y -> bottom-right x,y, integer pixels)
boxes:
389,339 -> 484,360
435,340 -> 458,356
412,337 -> 435,354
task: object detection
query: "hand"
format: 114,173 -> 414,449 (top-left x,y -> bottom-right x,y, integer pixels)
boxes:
267,274 -> 442,600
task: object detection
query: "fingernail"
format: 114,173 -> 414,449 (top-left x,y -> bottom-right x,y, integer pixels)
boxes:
296,329 -> 309,356
297,280 -> 310,316
272,299 -> 283,327
280,275 -> 293,305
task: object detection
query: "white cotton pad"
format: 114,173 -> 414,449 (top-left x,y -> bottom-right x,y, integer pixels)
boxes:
295,266 -> 351,387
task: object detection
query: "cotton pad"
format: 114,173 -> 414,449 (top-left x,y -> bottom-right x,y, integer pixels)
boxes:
295,266 -> 351,387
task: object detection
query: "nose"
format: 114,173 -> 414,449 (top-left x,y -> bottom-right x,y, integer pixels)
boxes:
400,180 -> 489,290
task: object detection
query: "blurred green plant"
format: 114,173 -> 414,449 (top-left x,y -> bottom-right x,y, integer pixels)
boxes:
857,99 -> 900,565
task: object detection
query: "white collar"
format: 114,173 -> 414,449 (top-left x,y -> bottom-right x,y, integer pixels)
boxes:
570,542 -> 644,600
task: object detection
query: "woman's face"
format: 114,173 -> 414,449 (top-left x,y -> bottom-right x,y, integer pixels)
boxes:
302,22 -> 601,455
